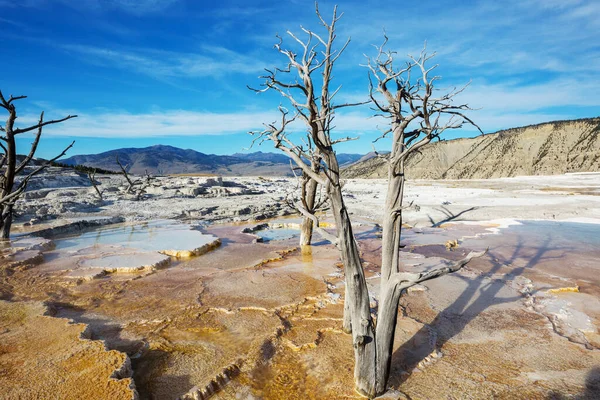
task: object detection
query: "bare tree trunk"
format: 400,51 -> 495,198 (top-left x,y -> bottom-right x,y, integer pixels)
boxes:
0,204 -> 13,240
328,182 -> 378,398
343,284 -> 352,333
374,268 -> 405,394
0,111 -> 17,240
322,149 -> 378,396
374,130 -> 407,390
299,175 -> 317,246
380,158 -> 405,283
299,217 -> 314,245
87,170 -> 103,201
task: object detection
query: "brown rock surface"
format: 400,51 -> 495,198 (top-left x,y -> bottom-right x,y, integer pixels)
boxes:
0,300 -> 137,400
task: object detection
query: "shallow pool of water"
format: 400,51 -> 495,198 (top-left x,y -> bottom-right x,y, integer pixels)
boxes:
506,220 -> 600,250
256,228 -> 299,242
54,220 -> 218,253
459,220 -> 600,288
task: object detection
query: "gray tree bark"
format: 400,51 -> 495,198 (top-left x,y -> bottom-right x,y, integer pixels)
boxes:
299,172 -> 318,246
324,154 -> 378,396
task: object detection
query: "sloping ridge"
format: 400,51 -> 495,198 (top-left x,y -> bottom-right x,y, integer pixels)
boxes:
62,145 -> 362,176
343,117 -> 600,179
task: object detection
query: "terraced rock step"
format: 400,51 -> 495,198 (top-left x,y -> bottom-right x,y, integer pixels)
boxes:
0,300 -> 137,400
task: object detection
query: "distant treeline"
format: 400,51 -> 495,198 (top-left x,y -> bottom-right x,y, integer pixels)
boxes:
51,161 -> 120,175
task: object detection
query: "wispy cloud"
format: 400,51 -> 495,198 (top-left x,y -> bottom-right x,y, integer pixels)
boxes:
16,109 -> 277,138
103,0 -> 179,15
336,0 -> 600,77
457,78 -> 600,113
11,105 -> 386,139
59,43 -> 265,80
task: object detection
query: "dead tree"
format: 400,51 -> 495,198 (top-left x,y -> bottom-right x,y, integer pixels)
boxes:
135,169 -> 153,201
248,11 -> 363,246
362,37 -> 486,395
116,155 -> 136,193
0,90 -> 76,239
87,169 -> 104,201
115,157 -> 152,201
281,162 -> 330,237
251,6 -> 485,398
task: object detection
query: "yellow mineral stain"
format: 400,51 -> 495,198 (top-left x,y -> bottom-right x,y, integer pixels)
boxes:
547,286 -> 580,294
445,239 -> 459,250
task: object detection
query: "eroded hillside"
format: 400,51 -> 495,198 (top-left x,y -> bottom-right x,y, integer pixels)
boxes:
344,117 -> 600,179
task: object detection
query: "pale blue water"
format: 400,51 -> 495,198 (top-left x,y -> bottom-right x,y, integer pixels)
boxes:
456,219 -> 600,285
506,221 -> 600,250
256,228 -> 299,242
54,220 -> 217,252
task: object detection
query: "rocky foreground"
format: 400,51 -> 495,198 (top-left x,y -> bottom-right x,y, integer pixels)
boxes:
1,168 -> 600,399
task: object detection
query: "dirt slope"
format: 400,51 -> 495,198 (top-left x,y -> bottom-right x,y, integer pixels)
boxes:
343,117 -> 600,179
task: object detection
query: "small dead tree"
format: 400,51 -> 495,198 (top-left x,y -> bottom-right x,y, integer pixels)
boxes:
87,169 -> 104,201
115,156 -> 152,201
248,11 -> 363,246
135,169 -> 153,201
282,160 -> 330,243
0,90 -> 76,239
116,155 -> 136,193
252,5 -> 486,398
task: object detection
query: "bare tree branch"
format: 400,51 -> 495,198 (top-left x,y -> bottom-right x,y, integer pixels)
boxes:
15,112 -> 44,175
13,115 -> 78,135
0,141 -> 75,206
116,155 -> 140,192
87,169 -> 104,201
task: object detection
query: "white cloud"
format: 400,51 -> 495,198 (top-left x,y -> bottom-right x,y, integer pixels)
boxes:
17,109 -> 277,138
11,88 -> 594,142
336,0 -> 600,78
457,78 -> 600,112
10,105 -> 387,139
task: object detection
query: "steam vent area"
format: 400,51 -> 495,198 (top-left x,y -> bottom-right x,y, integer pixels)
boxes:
2,171 -> 600,400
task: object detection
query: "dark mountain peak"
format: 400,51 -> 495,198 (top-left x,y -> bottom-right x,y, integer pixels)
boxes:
62,145 -> 366,176
148,144 -> 181,151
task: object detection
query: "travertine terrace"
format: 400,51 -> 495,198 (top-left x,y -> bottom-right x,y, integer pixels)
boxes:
1,169 -> 600,399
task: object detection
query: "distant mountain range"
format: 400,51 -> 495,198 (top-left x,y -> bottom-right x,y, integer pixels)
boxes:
61,145 -> 364,176
59,117 -> 600,179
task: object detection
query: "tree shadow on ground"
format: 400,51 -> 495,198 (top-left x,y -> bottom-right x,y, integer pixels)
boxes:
388,233 -> 567,389
427,206 -> 479,227
548,366 -> 600,399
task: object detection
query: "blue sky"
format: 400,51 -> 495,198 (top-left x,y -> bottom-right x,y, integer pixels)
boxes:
1,0 -> 599,158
